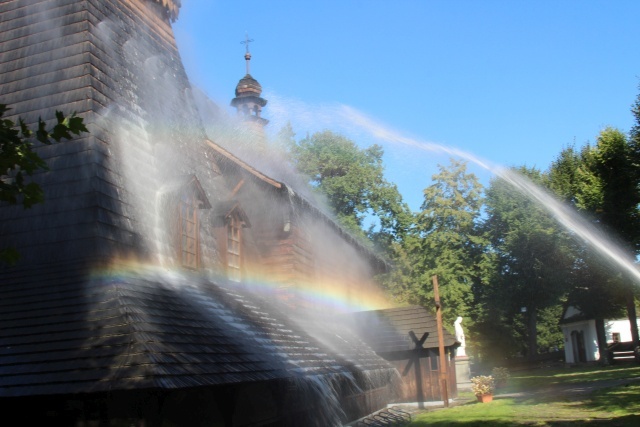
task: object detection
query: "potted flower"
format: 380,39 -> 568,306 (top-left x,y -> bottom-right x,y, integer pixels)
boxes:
471,375 -> 495,403
492,367 -> 510,388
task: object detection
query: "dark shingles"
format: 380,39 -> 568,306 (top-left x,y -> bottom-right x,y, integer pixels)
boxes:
0,266 -> 397,397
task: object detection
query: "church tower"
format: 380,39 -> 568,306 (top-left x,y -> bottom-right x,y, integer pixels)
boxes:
0,0 -> 208,269
230,35 -> 269,130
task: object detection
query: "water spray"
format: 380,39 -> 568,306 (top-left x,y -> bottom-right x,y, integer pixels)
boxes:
338,105 -> 640,284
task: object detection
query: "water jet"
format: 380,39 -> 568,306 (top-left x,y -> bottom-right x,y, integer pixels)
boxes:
337,106 -> 640,285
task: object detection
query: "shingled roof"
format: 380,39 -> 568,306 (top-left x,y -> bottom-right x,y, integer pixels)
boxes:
350,306 -> 458,355
0,262 -> 394,397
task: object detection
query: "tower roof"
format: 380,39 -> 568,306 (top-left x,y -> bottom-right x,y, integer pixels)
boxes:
234,34 -> 264,99
235,74 -> 264,98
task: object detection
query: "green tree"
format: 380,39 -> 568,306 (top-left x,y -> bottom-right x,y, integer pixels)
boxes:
589,129 -> 639,345
481,167 -> 574,360
1,105 -> 87,263
383,159 -> 487,330
547,145 -> 602,211
547,139 -> 637,362
286,130 -> 412,249
592,128 -> 640,251
630,85 -> 640,173
551,126 -> 640,346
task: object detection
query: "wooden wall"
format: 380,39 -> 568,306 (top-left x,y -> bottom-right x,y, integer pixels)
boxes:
0,0 -> 217,270
388,350 -> 458,403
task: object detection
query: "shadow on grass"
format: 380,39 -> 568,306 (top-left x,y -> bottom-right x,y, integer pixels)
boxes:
411,383 -> 640,427
411,414 -> 640,427
411,366 -> 640,427
510,364 -> 640,390
582,382 -> 640,414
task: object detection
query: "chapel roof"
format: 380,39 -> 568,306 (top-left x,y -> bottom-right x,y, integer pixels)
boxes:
351,306 -> 458,354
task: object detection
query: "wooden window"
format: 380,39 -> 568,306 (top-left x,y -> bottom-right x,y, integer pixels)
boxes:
430,350 -> 439,371
168,175 -> 210,270
180,194 -> 199,269
218,202 -> 249,281
227,214 -> 242,281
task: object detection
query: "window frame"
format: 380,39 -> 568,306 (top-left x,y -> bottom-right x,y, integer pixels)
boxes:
168,175 -> 210,270
179,193 -> 200,269
226,212 -> 243,281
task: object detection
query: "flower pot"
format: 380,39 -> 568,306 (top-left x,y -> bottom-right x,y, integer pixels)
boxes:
477,394 -> 493,403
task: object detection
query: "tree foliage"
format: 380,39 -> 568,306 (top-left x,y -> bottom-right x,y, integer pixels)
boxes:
285,130 -> 412,249
591,128 -> 640,252
416,160 -> 487,325
552,127 -> 640,349
1,105 -> 88,263
547,145 -> 603,211
478,167 -> 573,360
629,85 -> 640,173
381,159 -> 487,330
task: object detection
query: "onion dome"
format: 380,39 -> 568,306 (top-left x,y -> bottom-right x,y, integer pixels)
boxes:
235,74 -> 264,99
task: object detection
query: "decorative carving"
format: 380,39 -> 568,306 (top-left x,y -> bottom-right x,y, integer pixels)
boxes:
152,0 -> 181,21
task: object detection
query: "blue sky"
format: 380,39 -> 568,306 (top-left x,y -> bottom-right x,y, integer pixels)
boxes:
173,1 -> 640,211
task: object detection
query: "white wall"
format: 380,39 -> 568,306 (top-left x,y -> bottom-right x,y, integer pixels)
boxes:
561,320 -> 599,363
606,318 -> 640,343
562,318 -> 640,363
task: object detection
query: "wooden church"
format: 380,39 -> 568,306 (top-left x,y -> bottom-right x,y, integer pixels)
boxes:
0,1 -> 399,425
0,1 -> 458,425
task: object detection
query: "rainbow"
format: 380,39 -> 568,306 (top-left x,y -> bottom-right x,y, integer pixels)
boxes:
90,258 -> 395,315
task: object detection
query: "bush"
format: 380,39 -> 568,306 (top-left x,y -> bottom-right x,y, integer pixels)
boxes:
492,367 -> 510,386
470,375 -> 495,396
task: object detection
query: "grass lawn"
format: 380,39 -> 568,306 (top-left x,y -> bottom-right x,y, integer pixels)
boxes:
408,364 -> 640,426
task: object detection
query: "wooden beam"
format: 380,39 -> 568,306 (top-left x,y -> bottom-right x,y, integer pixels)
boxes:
433,275 -> 449,407
205,139 -> 282,188
230,179 -> 245,197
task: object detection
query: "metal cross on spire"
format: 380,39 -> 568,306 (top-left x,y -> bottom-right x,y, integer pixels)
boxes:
241,32 -> 253,53
241,32 -> 254,75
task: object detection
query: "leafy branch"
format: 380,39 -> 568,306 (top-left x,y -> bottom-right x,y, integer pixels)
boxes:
1,104 -> 88,264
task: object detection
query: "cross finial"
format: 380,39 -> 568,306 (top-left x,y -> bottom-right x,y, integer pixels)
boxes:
240,32 -> 254,75
241,32 -> 254,54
